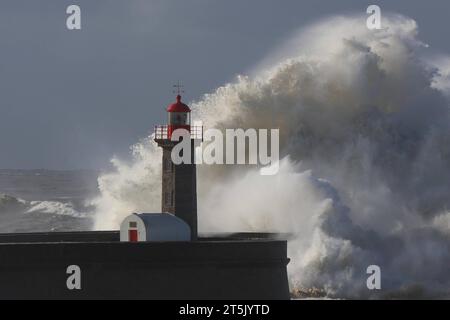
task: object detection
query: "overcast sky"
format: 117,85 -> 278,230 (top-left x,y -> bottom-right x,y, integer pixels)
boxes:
0,0 -> 449,169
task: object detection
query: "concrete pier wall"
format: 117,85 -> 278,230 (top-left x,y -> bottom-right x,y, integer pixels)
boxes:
0,232 -> 290,299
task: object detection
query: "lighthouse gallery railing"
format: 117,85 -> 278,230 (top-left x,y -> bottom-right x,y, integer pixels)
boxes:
154,125 -> 203,140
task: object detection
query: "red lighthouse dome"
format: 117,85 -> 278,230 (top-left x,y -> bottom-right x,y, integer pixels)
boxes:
167,95 -> 191,113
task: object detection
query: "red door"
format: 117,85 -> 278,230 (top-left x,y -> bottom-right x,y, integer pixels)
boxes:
129,229 -> 138,242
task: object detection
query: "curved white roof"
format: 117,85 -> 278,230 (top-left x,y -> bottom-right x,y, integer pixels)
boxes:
120,213 -> 191,242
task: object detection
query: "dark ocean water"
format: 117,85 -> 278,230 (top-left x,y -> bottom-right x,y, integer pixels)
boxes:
0,170 -> 99,233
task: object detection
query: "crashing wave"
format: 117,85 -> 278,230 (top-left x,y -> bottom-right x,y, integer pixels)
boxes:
0,193 -> 87,219
92,14 -> 450,298
26,201 -> 87,218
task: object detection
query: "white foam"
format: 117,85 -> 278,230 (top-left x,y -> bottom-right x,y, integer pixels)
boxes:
92,13 -> 450,298
26,201 -> 87,218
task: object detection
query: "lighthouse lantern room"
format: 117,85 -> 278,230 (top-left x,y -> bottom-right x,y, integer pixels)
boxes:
167,94 -> 191,139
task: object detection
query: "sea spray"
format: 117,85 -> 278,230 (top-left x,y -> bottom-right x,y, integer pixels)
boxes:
92,137 -> 162,229
92,14 -> 450,298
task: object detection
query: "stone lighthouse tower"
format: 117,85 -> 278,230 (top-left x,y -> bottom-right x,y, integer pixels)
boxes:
154,93 -> 202,240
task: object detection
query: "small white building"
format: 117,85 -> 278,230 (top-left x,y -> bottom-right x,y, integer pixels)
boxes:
120,213 -> 191,242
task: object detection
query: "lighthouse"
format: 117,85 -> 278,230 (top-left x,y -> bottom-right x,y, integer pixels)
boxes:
154,92 -> 202,240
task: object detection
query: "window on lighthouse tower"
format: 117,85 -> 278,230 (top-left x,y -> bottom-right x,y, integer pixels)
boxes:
169,112 -> 189,125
